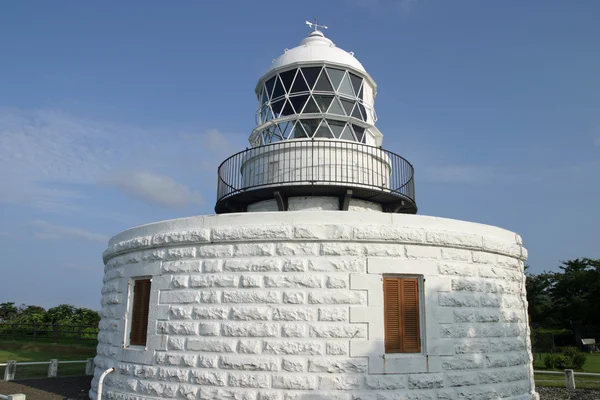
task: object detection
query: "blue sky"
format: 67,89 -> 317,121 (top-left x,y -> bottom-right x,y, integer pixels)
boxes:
0,0 -> 598,309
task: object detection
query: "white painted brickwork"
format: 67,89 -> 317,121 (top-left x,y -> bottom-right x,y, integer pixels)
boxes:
92,212 -> 537,400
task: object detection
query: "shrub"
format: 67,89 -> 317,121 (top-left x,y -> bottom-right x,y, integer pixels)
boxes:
572,352 -> 587,369
559,346 -> 579,357
544,353 -> 571,369
555,354 -> 571,369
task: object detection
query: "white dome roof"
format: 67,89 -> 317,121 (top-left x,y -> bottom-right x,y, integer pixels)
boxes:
269,30 -> 366,74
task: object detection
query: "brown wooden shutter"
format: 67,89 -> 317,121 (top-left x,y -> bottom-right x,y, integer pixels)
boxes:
130,278 -> 151,346
383,277 -> 421,353
384,277 -> 402,352
400,277 -> 421,353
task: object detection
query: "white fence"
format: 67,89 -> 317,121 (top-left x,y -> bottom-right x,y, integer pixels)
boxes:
534,369 -> 600,389
1,358 -> 94,381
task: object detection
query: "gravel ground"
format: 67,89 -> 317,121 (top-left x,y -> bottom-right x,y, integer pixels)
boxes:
2,379 -> 600,400
0,376 -> 90,399
538,387 -> 600,400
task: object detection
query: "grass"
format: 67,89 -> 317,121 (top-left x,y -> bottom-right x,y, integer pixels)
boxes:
534,353 -> 600,389
0,340 -> 97,379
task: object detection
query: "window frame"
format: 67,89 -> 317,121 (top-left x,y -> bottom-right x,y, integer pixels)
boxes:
124,276 -> 152,348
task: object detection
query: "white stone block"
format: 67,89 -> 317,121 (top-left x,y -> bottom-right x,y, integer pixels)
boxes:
222,323 -> 278,337
187,339 -> 237,352
326,341 -> 349,355
321,243 -> 362,256
228,372 -> 270,388
308,291 -> 365,305
276,242 -> 319,256
319,375 -> 361,390
309,323 -> 367,338
263,340 -> 323,355
273,307 -> 315,321
308,358 -> 367,373
283,291 -> 305,304
230,307 -> 272,321
234,243 -> 276,257
221,356 -> 279,371
308,258 -> 365,272
192,306 -> 229,320
265,275 -> 322,288
238,339 -> 263,354
223,291 -> 280,304
241,275 -> 262,288
212,226 -> 292,241
273,375 -> 317,390
282,324 -> 306,337
353,226 -> 425,242
294,225 -> 352,240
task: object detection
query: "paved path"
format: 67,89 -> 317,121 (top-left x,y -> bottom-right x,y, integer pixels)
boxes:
0,376 -> 90,399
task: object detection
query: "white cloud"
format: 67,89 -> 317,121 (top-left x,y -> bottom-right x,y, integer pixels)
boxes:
106,171 -> 204,209
30,220 -> 109,243
0,108 -> 244,213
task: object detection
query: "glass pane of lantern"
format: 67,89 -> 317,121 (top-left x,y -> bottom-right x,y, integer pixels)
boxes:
352,124 -> 366,143
279,69 -> 296,93
349,73 -> 363,97
351,102 -> 363,119
340,98 -> 354,115
280,121 -> 294,139
299,119 -> 320,137
272,75 -> 285,99
314,120 -> 333,138
290,70 -> 309,93
340,123 -> 356,141
326,68 -> 345,91
328,119 -> 345,138
303,97 -> 320,114
358,103 -> 367,121
293,120 -> 309,138
338,74 -> 354,97
271,99 -> 285,116
301,67 -> 321,89
265,77 -> 276,99
313,94 -> 334,112
282,99 -> 295,116
289,95 -> 308,114
314,70 -> 333,92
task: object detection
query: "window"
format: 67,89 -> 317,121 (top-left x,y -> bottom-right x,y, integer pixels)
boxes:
383,277 -> 421,353
128,278 -> 151,346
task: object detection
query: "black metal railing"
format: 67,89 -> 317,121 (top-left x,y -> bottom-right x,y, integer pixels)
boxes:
215,139 -> 416,213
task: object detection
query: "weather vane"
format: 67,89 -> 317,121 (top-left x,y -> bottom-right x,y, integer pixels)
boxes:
305,18 -> 328,32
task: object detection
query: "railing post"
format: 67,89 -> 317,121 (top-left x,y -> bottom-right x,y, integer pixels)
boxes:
86,358 -> 95,375
4,360 -> 16,381
565,369 -> 576,389
77,325 -> 82,345
48,359 -> 58,378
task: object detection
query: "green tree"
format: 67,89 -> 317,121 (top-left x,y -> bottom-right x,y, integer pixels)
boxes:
551,258 -> 600,343
45,304 -> 76,324
14,305 -> 46,324
0,302 -> 19,322
525,268 -> 557,327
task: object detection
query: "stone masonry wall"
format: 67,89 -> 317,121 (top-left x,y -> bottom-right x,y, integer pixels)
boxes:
91,212 -> 537,400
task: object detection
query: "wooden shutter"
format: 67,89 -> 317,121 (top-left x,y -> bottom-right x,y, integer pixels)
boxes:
383,277 -> 421,353
130,278 -> 151,346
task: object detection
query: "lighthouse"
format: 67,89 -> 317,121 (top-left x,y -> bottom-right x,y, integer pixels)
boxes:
215,22 -> 416,215
92,24 -> 537,400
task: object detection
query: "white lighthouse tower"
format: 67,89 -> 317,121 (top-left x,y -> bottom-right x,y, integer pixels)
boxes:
215,21 -> 416,215
92,24 -> 537,400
